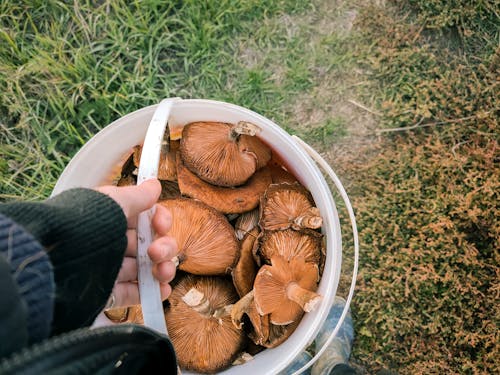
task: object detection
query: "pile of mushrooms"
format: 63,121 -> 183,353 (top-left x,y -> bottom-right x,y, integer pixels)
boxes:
105,121 -> 326,373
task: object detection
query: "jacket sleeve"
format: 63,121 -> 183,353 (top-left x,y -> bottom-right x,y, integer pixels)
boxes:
0,188 -> 128,336
0,213 -> 54,359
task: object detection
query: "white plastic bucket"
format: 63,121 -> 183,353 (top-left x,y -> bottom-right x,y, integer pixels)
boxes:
53,99 -> 358,375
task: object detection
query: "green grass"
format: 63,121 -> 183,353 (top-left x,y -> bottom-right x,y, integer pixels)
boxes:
1,0 -> 498,373
0,0 -> 315,199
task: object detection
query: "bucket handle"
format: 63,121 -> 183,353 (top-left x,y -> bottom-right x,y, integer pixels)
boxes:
289,136 -> 360,375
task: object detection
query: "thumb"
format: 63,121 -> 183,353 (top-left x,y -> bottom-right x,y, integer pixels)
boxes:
97,179 -> 162,224
125,179 -> 162,218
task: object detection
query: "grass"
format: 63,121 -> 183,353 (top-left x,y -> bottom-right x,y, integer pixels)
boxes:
1,0 -> 498,373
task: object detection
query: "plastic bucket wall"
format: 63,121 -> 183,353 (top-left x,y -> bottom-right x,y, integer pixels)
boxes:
53,99 -> 343,375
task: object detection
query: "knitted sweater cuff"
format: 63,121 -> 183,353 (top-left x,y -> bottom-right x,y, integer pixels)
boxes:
0,188 -> 128,335
0,189 -> 127,259
0,213 -> 54,352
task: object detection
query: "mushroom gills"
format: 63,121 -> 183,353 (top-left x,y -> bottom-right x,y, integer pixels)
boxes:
253,255 -> 321,326
159,198 -> 239,275
165,274 -> 246,374
260,182 -> 323,231
179,121 -> 271,187
257,229 -> 323,266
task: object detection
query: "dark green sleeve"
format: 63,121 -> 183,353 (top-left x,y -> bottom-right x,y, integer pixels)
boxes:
0,188 -> 128,335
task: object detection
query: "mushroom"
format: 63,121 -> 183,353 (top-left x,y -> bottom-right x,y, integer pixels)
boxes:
232,228 -> 259,297
262,320 -> 301,348
253,255 -> 321,325
133,139 -> 179,182
176,155 -> 272,214
104,307 -> 129,323
267,161 -> 297,184
159,198 -> 239,275
179,121 -> 271,187
234,209 -> 259,241
104,305 -> 144,324
257,229 -> 322,266
230,289 -> 302,348
158,180 -> 181,200
230,290 -> 270,346
260,182 -> 323,231
165,274 -> 246,373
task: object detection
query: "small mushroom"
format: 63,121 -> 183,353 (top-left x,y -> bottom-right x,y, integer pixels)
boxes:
258,229 -> 322,265
165,274 -> 246,373
104,307 -> 129,323
176,155 -> 272,214
254,255 -> 321,325
262,320 -> 300,348
234,209 -> 259,240
159,198 -> 239,275
106,149 -> 137,186
179,121 -> 271,187
267,161 -> 297,184
158,180 -> 181,200
260,183 -> 323,231
104,305 -> 144,324
230,290 -> 270,346
232,228 -> 259,298
232,352 -> 254,366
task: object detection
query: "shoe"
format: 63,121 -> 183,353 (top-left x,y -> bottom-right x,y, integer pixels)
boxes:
311,296 -> 354,375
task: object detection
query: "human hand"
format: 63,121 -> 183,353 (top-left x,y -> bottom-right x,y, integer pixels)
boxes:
97,179 -> 177,308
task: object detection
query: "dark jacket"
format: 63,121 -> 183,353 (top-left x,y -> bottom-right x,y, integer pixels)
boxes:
0,189 -> 177,374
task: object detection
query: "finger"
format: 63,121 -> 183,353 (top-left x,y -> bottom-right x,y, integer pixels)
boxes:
97,179 -> 161,225
153,260 -> 177,283
116,257 -> 137,282
112,282 -> 140,307
113,281 -> 172,307
125,179 -> 162,219
125,229 -> 137,256
152,204 -> 173,236
148,236 -> 178,264
160,282 -> 172,301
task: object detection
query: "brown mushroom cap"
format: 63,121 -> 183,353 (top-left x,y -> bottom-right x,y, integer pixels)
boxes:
258,229 -> 322,265
267,161 -> 298,184
104,305 -> 144,324
104,307 -> 130,323
260,182 -> 323,231
179,121 -> 271,187
254,255 -> 321,325
165,274 -> 246,373
176,155 -> 272,214
159,198 -> 239,275
232,228 -> 259,297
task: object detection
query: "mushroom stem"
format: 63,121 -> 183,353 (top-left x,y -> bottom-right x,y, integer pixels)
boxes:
232,352 -> 254,365
285,282 -> 322,313
171,255 -> 180,268
230,290 -> 255,329
292,207 -> 323,230
212,304 -> 233,320
229,121 -> 261,140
